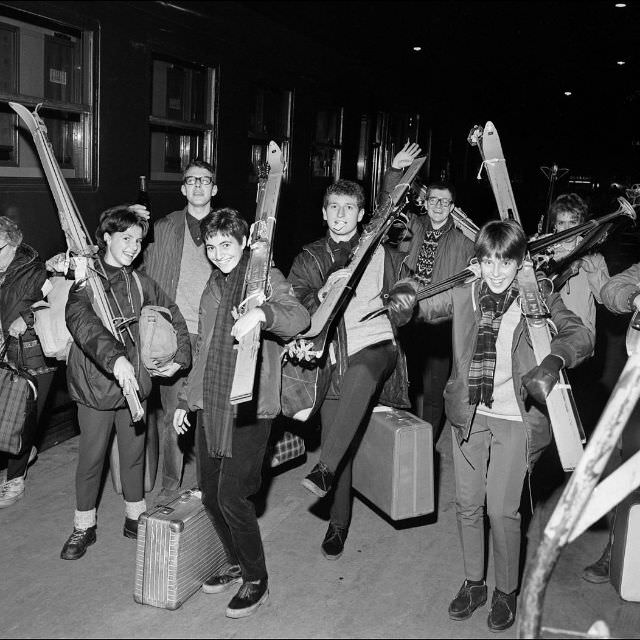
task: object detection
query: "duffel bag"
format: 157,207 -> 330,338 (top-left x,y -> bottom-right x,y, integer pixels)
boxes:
0,338 -> 37,455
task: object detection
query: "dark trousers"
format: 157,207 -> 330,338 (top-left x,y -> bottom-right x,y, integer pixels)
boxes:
1,370 -> 55,480
320,341 -> 396,528
196,416 -> 272,582
75,404 -> 145,510
157,332 -> 198,491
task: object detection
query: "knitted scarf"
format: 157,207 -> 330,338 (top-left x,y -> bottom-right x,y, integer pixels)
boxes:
201,251 -> 250,458
468,281 -> 519,407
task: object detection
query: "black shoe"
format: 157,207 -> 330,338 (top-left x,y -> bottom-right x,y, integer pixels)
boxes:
302,462 -> 333,498
582,542 -> 611,584
202,564 -> 243,594
321,522 -> 347,560
487,588 -> 517,632
225,578 -> 269,619
60,526 -> 97,560
123,517 -> 138,540
448,580 -> 488,621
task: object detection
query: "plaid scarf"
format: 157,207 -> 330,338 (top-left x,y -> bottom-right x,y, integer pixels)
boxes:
201,251 -> 249,458
468,281 -> 519,407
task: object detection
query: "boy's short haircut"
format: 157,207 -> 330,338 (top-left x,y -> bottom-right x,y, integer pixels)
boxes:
548,193 -> 588,228
200,207 -> 249,244
183,159 -> 215,182
474,219 -> 527,264
426,182 -> 456,203
323,179 -> 365,211
95,205 -> 149,250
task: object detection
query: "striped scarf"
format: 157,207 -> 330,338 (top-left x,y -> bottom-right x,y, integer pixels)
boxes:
201,251 -> 249,458
468,281 -> 519,407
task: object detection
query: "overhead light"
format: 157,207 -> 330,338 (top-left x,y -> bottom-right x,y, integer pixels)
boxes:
617,60 -> 626,65
413,46 -> 422,52
615,2 -> 627,7
564,91 -> 572,96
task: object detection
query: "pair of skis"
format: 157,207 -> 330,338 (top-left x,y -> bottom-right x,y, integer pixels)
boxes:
469,121 -> 585,472
10,102 -> 144,421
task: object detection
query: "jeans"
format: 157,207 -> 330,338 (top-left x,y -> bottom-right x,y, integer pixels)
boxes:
320,341 -> 396,528
196,415 -> 272,582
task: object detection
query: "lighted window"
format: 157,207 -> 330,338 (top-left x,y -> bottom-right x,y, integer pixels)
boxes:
149,56 -> 218,181
0,13 -> 95,181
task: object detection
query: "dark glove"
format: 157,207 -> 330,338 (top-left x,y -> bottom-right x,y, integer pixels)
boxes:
387,281 -> 417,327
385,213 -> 412,245
520,354 -> 564,404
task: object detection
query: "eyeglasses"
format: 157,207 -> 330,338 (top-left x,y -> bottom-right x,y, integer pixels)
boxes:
426,197 -> 452,207
183,175 -> 213,186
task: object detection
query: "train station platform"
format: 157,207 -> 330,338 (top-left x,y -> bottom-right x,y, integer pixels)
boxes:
1,424 -> 639,639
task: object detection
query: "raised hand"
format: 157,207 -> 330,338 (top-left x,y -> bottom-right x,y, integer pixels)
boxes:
391,140 -> 422,170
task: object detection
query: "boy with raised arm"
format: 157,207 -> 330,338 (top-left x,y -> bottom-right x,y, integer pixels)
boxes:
287,178 -> 414,560
394,219 -> 593,631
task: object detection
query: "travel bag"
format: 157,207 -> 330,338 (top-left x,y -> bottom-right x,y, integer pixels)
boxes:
134,489 -> 228,609
352,406 -> 434,520
610,491 -> 640,602
0,338 -> 37,455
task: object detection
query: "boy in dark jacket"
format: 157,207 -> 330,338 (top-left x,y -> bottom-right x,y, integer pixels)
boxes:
287,179 -> 414,561
397,220 -> 593,631
173,208 -> 309,619
60,206 -> 190,561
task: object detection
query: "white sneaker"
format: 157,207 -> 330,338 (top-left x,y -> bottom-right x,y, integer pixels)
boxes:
0,477 -> 25,508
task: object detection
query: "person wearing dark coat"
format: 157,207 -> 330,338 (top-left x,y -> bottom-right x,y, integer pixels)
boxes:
395,220 -> 594,631
0,216 -> 55,508
174,208 -> 310,619
60,206 -> 190,561
287,178 -> 414,562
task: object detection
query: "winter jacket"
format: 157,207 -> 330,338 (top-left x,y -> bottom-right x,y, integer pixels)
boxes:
600,261 -> 640,314
411,280 -> 594,468
65,258 -> 191,410
178,264 -> 310,420
142,208 -> 211,300
381,167 -> 475,284
287,234 -> 411,408
0,243 -> 48,370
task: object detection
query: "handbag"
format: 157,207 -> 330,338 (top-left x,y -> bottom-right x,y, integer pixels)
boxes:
271,430 -> 306,468
281,354 -> 332,422
0,337 -> 38,455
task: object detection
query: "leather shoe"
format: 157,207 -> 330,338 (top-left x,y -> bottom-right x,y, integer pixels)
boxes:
202,564 -> 243,594
448,579 -> 487,621
582,542 -> 611,583
302,462 -> 333,498
123,517 -> 138,540
60,526 -> 97,560
321,522 -> 347,560
487,588 -> 517,632
226,578 -> 269,618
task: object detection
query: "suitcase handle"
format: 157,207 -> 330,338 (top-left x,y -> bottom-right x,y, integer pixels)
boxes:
159,506 -> 174,515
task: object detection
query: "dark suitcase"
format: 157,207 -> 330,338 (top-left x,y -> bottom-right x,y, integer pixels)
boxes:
352,407 -> 434,520
134,489 -> 229,609
610,491 -> 640,602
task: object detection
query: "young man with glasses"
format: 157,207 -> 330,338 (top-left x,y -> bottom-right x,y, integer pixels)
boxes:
383,150 -> 475,439
143,160 -> 217,502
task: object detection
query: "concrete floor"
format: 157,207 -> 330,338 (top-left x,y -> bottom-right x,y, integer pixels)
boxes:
1,425 -> 639,639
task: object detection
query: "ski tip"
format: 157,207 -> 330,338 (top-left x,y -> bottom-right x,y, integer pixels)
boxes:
484,121 -> 496,134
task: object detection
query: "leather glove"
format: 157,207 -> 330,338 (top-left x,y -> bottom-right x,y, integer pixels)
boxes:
385,213 -> 412,245
520,354 -> 564,404
387,281 -> 417,327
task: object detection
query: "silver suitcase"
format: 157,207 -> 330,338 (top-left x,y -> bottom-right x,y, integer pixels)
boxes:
134,489 -> 228,609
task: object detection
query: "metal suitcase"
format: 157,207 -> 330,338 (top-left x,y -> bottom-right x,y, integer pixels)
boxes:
610,492 -> 640,602
134,489 -> 229,609
352,407 -> 434,520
